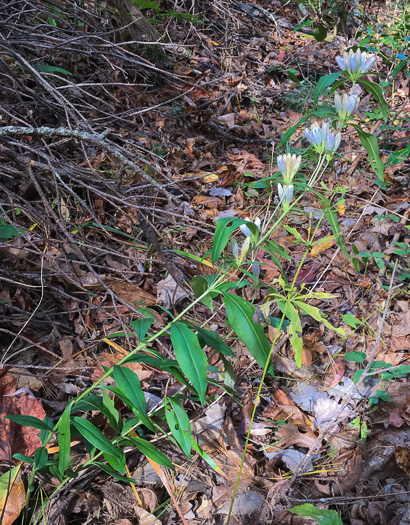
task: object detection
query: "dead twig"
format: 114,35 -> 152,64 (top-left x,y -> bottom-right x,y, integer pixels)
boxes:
0,126 -> 181,204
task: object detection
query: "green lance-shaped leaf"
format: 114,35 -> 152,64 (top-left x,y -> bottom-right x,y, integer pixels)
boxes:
126,436 -> 174,470
93,462 -> 138,483
322,205 -> 350,260
279,112 -> 312,147
58,404 -> 72,475
352,124 -> 384,181
191,275 -> 215,311
358,78 -> 388,120
314,71 -> 343,105
103,450 -> 127,473
184,321 -> 233,356
211,217 -> 258,265
72,416 -> 125,473
165,398 -> 192,458
34,447 -> 49,470
289,503 -> 343,524
113,365 -> 147,420
170,323 -> 208,405
131,318 -> 153,341
329,78 -> 350,97
34,64 -> 73,76
294,300 -> 345,337
76,394 -> 119,432
191,438 -> 227,477
223,293 -> 273,374
283,301 -> 304,369
3,415 -> 54,431
265,239 -> 291,261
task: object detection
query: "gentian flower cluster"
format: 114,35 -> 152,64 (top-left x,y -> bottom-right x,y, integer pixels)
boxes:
304,121 -> 341,155
239,216 -> 261,237
276,153 -> 300,212
277,183 -> 294,212
277,153 -> 301,185
237,217 -> 261,279
334,93 -> 359,122
335,49 -> 376,80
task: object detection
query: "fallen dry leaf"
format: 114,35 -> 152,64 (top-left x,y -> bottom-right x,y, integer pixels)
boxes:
315,447 -> 362,496
193,195 -> 224,209
392,301 -> 410,337
212,484 -> 263,517
108,280 -> 156,306
394,446 -> 410,476
156,274 -> 189,309
389,335 -> 410,352
227,151 -> 265,176
303,326 -> 324,349
328,424 -> 360,451
135,488 -> 158,512
91,352 -> 152,384
389,408 -> 405,428
192,403 -> 226,449
261,389 -> 306,424
318,359 -> 346,390
145,458 -> 188,525
215,416 -> 255,484
0,466 -> 25,525
0,369 -> 46,462
135,507 -> 161,525
84,277 -> 156,306
276,422 -> 317,450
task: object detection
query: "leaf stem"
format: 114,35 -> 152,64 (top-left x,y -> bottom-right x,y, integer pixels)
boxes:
225,249 -> 309,524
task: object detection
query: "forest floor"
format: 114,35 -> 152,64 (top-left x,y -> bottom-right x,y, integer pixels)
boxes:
0,0 -> 409,524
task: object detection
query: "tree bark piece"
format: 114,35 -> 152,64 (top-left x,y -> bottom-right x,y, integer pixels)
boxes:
107,0 -> 161,43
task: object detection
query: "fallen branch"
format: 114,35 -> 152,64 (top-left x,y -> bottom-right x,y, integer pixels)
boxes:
0,126 -> 181,204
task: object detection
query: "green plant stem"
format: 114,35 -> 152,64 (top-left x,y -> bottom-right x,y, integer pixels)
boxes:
256,192 -> 305,248
27,271 -> 231,522
225,248 -> 309,525
22,467 -> 36,524
308,154 -> 328,187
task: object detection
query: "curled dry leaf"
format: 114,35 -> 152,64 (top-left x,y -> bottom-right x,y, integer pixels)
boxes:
86,278 -> 156,306
389,408 -> 405,428
394,446 -> 410,476
212,484 -> 264,517
194,195 -> 225,209
261,389 -> 306,425
192,402 -> 226,449
135,488 -> 158,513
156,274 -> 189,309
328,423 -> 360,451
227,151 -> 265,176
303,326 -> 324,349
91,351 -> 152,384
135,507 -> 161,525
265,447 -> 314,473
108,280 -> 156,306
145,458 -> 188,525
392,301 -> 410,337
276,422 -> 317,450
